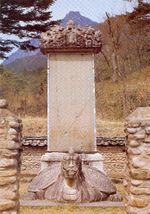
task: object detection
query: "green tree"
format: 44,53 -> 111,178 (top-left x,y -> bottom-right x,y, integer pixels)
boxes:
0,0 -> 57,59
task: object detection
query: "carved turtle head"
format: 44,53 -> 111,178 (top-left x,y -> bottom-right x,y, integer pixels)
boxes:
61,148 -> 82,180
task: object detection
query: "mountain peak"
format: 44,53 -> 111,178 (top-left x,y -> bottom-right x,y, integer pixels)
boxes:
3,12 -> 98,71
66,11 -> 81,16
61,11 -> 98,27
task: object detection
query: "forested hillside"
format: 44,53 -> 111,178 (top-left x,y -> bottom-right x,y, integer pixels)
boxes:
0,64 -> 149,120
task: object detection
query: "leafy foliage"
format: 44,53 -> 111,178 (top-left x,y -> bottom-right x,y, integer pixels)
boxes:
127,1 -> 150,28
0,0 -> 57,58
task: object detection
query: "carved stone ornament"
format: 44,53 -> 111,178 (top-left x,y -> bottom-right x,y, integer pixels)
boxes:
40,20 -> 102,54
25,149 -> 117,203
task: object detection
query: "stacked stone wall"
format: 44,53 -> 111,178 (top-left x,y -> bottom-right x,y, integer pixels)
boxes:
0,100 -> 22,213
124,107 -> 150,214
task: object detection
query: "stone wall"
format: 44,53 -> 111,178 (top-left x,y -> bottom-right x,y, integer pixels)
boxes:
21,145 -> 126,182
124,107 -> 150,214
98,146 -> 126,180
0,100 -> 22,213
21,147 -> 44,182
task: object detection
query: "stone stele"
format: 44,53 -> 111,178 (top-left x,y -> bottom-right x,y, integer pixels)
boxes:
41,20 -> 102,152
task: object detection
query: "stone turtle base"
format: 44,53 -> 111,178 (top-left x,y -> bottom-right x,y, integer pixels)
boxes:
20,200 -> 124,207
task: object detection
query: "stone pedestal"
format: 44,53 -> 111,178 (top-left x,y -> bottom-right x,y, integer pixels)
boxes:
124,107 -> 150,214
41,152 -> 105,173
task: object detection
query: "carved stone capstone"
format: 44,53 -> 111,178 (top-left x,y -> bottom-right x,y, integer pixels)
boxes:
26,149 -> 116,203
40,20 -> 102,54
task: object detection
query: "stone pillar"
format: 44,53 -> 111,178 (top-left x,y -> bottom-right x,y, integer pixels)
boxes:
0,99 -> 22,214
124,107 -> 150,214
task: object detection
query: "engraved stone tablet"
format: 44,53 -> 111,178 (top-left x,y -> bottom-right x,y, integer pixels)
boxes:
40,20 -> 102,152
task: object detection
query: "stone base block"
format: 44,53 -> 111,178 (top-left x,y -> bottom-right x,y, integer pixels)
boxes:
41,152 -> 105,173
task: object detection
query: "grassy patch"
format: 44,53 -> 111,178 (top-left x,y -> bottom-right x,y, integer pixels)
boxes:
96,66 -> 150,120
21,206 -> 125,214
22,117 -> 47,136
22,117 -> 124,137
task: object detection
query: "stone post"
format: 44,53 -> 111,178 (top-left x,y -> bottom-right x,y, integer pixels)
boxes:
124,107 -> 150,214
0,99 -> 22,214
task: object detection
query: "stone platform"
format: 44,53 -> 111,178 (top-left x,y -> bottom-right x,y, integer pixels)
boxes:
20,200 -> 124,207
40,152 -> 105,173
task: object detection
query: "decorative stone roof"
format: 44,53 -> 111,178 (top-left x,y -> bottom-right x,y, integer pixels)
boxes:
40,20 -> 102,54
22,136 -> 125,147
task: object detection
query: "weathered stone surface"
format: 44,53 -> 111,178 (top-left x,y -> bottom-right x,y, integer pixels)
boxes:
126,206 -> 138,214
0,184 -> 18,194
0,99 -> 22,213
8,128 -> 18,136
6,141 -> 21,150
130,186 -> 150,195
0,99 -> 8,109
0,190 -> 17,200
127,128 -> 136,134
124,107 -> 150,214
145,136 -> 150,143
0,169 -> 17,177
127,122 -> 141,128
131,157 -> 145,169
0,176 -> 17,186
9,121 -> 20,129
131,168 -> 150,180
145,127 -> 150,134
129,140 -> 140,147
41,152 -> 105,173
134,130 -> 145,140
131,179 -> 143,187
127,128 -> 141,134
47,53 -> 96,152
2,211 -> 18,214
128,147 -> 142,155
0,199 -> 16,211
144,148 -> 150,156
3,150 -> 19,158
140,180 -> 150,188
82,153 -> 105,173
7,134 -> 18,141
27,150 -> 117,203
0,159 -> 17,168
20,145 -> 127,182
130,197 -> 149,208
123,179 -> 128,187
40,20 -> 102,54
126,107 -> 150,123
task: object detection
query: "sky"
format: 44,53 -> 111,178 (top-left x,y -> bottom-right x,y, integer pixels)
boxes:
51,0 -> 135,22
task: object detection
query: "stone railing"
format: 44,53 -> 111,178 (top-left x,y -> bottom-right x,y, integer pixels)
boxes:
22,136 -> 125,147
124,107 -> 150,214
0,100 -> 22,213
